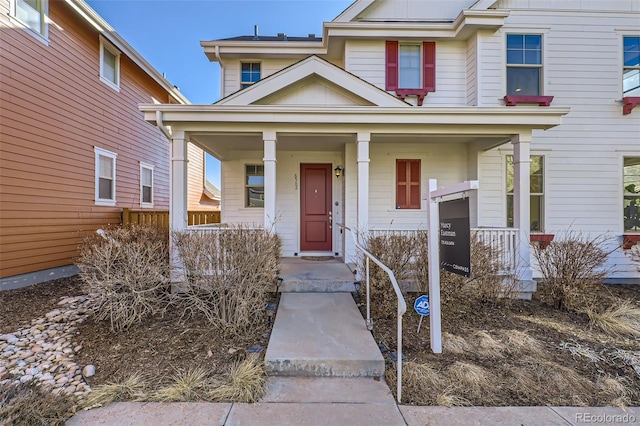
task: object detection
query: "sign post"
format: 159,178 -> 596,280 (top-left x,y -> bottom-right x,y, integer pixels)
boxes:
425,179 -> 478,354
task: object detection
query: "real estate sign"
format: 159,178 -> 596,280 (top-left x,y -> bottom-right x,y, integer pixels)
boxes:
439,198 -> 471,277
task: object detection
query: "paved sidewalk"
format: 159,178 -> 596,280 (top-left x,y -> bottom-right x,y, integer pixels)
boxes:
67,402 -> 640,425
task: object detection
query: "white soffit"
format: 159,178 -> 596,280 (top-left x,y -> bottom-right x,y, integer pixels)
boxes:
216,56 -> 409,107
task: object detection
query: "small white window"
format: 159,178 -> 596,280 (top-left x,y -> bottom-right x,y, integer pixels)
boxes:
94,147 -> 117,206
100,37 -> 120,90
240,62 -> 261,89
11,0 -> 48,41
140,163 -> 154,208
398,44 -> 421,89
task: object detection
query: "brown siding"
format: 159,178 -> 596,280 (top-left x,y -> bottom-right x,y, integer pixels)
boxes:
0,0 -> 174,278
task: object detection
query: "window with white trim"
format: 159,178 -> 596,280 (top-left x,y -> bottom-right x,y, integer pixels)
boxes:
241,62 -> 261,89
623,36 -> 640,97
506,155 -> 544,232
624,157 -> 640,232
140,163 -> 154,207
100,38 -> 120,90
245,164 -> 264,207
506,34 -> 543,96
94,147 -> 117,206
11,0 -> 48,38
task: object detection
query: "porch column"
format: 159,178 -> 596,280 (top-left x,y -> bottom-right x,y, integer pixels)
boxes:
357,132 -> 370,234
512,132 -> 533,283
170,131 -> 188,286
263,131 -> 277,230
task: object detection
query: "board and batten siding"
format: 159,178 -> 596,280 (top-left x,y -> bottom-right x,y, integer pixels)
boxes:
0,0 -> 175,278
476,5 -> 640,277
344,39 -> 467,106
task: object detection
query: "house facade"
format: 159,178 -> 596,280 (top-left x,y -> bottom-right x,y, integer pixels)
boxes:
141,0 -> 640,286
0,0 -> 213,289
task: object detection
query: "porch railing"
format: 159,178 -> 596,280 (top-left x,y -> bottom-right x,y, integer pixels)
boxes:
369,227 -> 519,272
339,224 -> 407,403
122,208 -> 220,228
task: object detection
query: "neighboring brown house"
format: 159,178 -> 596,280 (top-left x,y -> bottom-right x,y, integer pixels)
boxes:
0,0 -> 207,289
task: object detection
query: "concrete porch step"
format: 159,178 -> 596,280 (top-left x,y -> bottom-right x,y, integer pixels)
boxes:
264,293 -> 384,377
277,258 -> 356,292
260,377 -> 396,404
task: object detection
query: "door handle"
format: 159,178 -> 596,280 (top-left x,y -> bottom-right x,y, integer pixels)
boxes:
329,211 -> 333,229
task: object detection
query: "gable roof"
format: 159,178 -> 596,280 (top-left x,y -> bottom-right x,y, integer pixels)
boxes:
333,0 -> 497,22
215,56 -> 409,107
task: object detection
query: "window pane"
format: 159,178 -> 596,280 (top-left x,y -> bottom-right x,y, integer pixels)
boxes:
142,168 -> 152,186
398,45 -> 421,89
507,67 -> 540,95
623,69 -> 640,96
506,34 -> 523,50
142,186 -> 152,203
530,156 -> 544,193
16,0 -> 42,34
507,49 -> 523,65
624,51 -> 640,68
624,36 -> 640,66
524,49 -> 541,65
507,155 -> 544,231
241,63 -> 261,86
524,35 -> 541,50
246,164 -> 264,207
99,178 -> 113,200
103,48 -> 117,84
99,155 -> 113,178
247,187 -> 264,207
531,195 -> 543,232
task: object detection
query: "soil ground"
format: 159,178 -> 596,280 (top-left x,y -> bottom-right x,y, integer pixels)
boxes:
1,276 -> 639,406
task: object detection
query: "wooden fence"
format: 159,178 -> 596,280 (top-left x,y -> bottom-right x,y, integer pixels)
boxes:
122,208 -> 221,228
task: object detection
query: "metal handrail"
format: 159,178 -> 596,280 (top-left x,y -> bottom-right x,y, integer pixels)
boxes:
338,223 -> 407,403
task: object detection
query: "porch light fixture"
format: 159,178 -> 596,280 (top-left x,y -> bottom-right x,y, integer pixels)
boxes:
334,165 -> 343,178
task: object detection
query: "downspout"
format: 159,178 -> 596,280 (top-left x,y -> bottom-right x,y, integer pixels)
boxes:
156,110 -> 172,140
214,45 -> 225,100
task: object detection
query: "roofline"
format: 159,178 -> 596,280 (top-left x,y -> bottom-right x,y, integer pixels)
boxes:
65,0 -> 190,105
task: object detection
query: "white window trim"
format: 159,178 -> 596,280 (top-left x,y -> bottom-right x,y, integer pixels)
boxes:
9,0 -> 49,45
621,34 -> 640,97
140,162 -> 155,208
240,61 -> 261,89
100,36 -> 121,92
94,147 -> 117,207
503,29 -> 549,96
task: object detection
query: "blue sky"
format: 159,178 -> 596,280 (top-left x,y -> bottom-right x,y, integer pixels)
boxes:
86,0 -> 354,188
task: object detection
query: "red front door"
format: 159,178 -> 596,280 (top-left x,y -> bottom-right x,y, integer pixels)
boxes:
300,164 -> 332,251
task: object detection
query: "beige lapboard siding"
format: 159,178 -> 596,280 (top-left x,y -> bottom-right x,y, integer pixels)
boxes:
0,0 -> 174,278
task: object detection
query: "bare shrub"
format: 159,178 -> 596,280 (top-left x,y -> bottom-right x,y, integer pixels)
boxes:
0,380 -> 77,425
630,245 -> 640,271
585,301 -> 640,338
532,232 -> 610,311
171,226 -> 281,334
361,231 -> 421,318
77,226 -> 170,332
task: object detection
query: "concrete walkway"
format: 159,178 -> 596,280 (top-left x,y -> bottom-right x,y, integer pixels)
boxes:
68,400 -> 640,425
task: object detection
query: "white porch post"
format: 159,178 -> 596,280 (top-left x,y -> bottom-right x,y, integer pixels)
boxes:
170,131 -> 188,286
512,132 -> 533,283
356,132 -> 370,235
263,131 -> 277,230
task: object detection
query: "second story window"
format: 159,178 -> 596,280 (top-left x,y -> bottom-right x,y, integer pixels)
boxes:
12,0 -> 48,39
623,36 -> 640,97
506,34 -> 542,96
100,37 -> 120,90
386,41 -> 436,100
241,62 -> 261,89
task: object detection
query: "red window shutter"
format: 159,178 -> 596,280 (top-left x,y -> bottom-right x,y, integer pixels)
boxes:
423,42 -> 436,92
396,159 -> 421,209
386,41 -> 399,91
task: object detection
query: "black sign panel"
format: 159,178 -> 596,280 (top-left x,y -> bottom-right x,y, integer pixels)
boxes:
439,198 -> 471,277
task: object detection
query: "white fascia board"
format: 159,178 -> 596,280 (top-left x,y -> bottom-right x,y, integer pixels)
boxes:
332,0 -> 376,22
140,104 -> 570,131
471,0 -> 499,9
201,41 -> 328,62
66,0 -> 190,105
217,56 -> 408,107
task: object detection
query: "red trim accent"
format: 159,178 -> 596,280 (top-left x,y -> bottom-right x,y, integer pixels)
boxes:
504,95 -> 554,106
530,233 -> 554,250
622,234 -> 640,250
423,42 -> 436,93
396,89 -> 429,106
622,97 -> 640,115
385,41 -> 398,91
